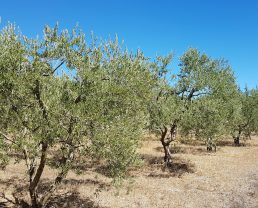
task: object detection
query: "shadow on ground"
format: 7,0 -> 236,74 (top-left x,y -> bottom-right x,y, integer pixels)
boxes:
47,192 -> 106,208
140,154 -> 195,178
216,139 -> 252,147
0,192 -> 105,208
154,145 -> 207,155
0,177 -> 108,208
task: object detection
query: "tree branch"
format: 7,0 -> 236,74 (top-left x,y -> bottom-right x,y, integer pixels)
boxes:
0,131 -> 16,144
11,105 -> 33,131
34,80 -> 48,122
156,90 -> 163,101
0,193 -> 16,205
43,60 -> 65,76
187,88 -> 196,101
29,142 -> 48,196
191,91 -> 210,98
52,60 -> 65,74
74,95 -> 82,104
40,116 -> 76,207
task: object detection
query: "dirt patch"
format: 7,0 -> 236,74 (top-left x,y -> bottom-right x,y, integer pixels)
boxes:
0,136 -> 258,208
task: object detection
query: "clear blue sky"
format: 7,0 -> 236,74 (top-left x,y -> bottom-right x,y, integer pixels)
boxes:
0,0 -> 257,88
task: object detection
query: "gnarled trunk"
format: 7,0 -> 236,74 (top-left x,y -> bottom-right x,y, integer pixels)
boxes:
163,143 -> 172,165
160,123 -> 177,167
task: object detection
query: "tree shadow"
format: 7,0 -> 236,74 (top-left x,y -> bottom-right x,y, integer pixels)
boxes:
0,176 -> 109,208
139,154 -> 195,178
140,153 -> 163,165
62,178 -> 109,188
47,192 -> 106,208
0,192 -> 106,208
37,178 -> 110,194
48,154 -> 114,179
154,145 -> 207,155
216,139 -> 251,147
178,138 -> 203,146
0,201 -> 30,208
142,134 -> 159,141
48,154 -> 98,171
6,152 -> 24,160
94,165 -> 114,178
178,137 -> 253,148
0,176 -> 29,207
216,140 -> 234,146
0,202 -> 9,208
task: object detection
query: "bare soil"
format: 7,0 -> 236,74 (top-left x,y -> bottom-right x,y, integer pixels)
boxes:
0,136 -> 258,208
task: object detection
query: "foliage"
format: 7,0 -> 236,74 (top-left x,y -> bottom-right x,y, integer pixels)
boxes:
227,87 -> 258,144
0,22 -> 257,207
149,48 -> 239,158
0,23 -> 155,207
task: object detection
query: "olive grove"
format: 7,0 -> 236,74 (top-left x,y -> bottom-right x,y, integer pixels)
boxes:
0,23 -> 257,207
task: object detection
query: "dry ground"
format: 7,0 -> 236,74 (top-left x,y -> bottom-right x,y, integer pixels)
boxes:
0,136 -> 258,208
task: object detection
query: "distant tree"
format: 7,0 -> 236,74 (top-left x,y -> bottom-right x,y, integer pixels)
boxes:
177,49 -> 238,151
149,48 -> 239,162
227,87 -> 258,145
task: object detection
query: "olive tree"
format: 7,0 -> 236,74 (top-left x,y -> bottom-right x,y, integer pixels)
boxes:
149,48 -> 239,161
0,24 -> 155,207
147,54 -> 186,166
177,49 -> 238,150
149,86 -> 183,165
0,23 -> 90,207
228,88 -> 258,145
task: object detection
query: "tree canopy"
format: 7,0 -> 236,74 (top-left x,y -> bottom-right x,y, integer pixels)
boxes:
0,23 -> 257,208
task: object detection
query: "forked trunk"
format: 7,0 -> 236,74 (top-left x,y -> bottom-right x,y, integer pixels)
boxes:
160,126 -> 168,162
160,124 -> 176,167
40,145 -> 75,208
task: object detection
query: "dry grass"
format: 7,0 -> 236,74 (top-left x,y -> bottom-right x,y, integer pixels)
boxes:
0,136 -> 258,208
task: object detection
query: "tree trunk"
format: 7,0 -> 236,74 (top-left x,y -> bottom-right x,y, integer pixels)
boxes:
234,136 -> 240,146
160,125 -> 176,167
233,129 -> 241,146
160,126 -> 168,163
29,142 -> 48,208
40,171 -> 67,208
40,117 -> 76,207
163,144 -> 172,165
40,145 -> 74,208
